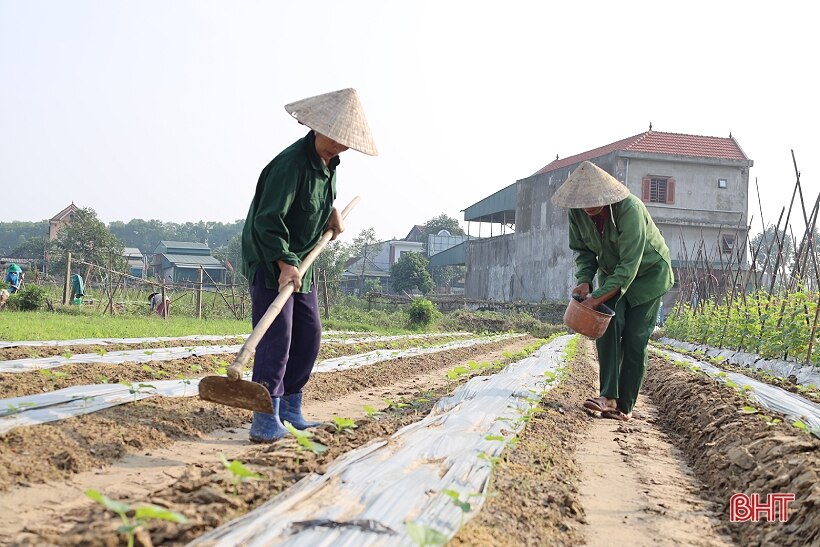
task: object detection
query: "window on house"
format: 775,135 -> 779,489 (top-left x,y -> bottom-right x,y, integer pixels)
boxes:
642,176 -> 676,204
718,178 -> 727,189
721,234 -> 736,254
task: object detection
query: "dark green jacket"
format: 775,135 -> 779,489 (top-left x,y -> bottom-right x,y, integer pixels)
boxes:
568,194 -> 673,306
241,131 -> 337,292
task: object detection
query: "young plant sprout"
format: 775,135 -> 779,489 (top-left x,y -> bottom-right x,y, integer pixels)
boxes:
84,489 -> 187,547
362,405 -> 383,419
219,453 -> 263,494
283,421 -> 328,463
331,416 -> 358,433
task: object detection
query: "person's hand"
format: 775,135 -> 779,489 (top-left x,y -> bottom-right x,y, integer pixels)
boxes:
325,207 -> 344,241
572,283 -> 591,300
277,261 -> 302,292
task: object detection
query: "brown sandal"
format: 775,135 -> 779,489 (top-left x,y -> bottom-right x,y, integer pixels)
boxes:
602,409 -> 632,421
583,396 -> 615,413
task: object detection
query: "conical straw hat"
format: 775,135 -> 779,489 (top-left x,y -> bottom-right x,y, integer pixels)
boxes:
285,88 -> 378,156
551,161 -> 631,208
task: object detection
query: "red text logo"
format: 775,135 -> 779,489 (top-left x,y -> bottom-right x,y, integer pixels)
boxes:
730,493 -> 795,522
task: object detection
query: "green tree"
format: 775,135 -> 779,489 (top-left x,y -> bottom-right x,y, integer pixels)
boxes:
10,236 -> 50,260
390,252 -> 434,294
430,264 -> 466,292
314,239 -> 352,301
212,233 -> 245,285
351,228 -> 384,295
423,213 -> 465,236
53,208 -> 125,274
0,221 -> 48,255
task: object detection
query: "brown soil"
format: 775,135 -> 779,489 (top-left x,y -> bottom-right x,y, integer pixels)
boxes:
5,338 -> 537,546
643,355 -> 820,547
0,333 -> 469,362
452,337 -> 593,546
0,337 -> 532,492
0,335 -> 469,399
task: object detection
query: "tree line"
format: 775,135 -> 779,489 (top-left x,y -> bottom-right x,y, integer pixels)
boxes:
2,210 -> 467,295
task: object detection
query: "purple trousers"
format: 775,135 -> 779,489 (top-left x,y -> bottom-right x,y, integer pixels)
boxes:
250,268 -> 321,398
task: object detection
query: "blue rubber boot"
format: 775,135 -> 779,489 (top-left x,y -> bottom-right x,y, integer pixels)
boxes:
249,398 -> 288,443
279,392 -> 322,430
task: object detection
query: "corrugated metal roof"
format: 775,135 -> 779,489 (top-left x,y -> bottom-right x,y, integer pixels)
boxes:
533,131 -> 750,176
429,242 -> 466,267
463,183 -> 517,223
122,247 -> 143,257
161,254 -> 225,268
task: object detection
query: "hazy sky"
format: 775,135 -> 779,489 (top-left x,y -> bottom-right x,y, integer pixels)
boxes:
2,1 -> 817,243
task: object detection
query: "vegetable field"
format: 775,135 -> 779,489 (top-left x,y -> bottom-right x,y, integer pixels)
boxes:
0,328 -> 817,546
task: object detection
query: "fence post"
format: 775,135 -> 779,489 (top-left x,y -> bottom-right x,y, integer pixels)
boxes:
161,281 -> 167,320
63,252 -> 72,305
322,268 -> 330,320
197,266 -> 203,319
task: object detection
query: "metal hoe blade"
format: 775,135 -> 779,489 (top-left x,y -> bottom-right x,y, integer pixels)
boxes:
198,376 -> 274,413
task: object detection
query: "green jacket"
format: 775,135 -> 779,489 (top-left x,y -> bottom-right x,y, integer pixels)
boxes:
241,131 -> 337,292
568,194 -> 673,306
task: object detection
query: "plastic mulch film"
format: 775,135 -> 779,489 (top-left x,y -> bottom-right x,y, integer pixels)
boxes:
0,334 -> 248,349
657,337 -> 820,387
0,335 -> 521,433
0,332 -> 470,349
188,335 -> 571,547
0,335 -> 517,374
314,334 -> 523,373
652,346 -> 820,437
0,377 -> 203,435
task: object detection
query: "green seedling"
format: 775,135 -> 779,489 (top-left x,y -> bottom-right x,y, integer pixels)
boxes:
84,489 -> 187,547
5,401 -> 36,415
40,369 -> 69,380
215,365 -> 228,376
384,398 -> 410,411
792,420 -> 808,431
484,434 -> 505,442
120,381 -> 157,402
60,351 -> 72,359
467,360 -> 481,370
143,350 -> 154,355
740,405 -> 758,414
176,375 -> 192,396
331,416 -> 358,433
760,415 -> 782,426
441,488 -> 471,526
190,364 -> 202,374
283,421 -> 328,463
477,451 -> 502,470
405,521 -> 447,547
219,453 -> 263,493
362,405 -> 383,419
98,375 -> 110,384
95,348 -> 107,356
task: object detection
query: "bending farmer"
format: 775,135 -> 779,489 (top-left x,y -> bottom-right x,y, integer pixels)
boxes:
240,88 -> 377,443
552,161 -> 673,421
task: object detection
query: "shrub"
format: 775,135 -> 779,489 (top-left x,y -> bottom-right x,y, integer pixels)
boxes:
8,285 -> 47,311
408,297 -> 438,329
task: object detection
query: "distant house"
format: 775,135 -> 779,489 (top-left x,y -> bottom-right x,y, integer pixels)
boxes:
49,202 -> 80,241
123,247 -> 146,279
342,238 -> 424,294
152,241 -> 226,284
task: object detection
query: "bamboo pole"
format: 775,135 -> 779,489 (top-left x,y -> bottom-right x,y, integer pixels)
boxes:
63,252 -> 72,305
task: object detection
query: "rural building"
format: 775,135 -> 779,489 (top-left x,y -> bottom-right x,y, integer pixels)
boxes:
457,129 -> 753,305
48,202 -> 80,241
342,238 -> 425,294
123,247 -> 146,279
152,241 -> 226,284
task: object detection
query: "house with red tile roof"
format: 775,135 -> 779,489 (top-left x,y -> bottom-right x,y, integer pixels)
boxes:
452,129 -> 753,304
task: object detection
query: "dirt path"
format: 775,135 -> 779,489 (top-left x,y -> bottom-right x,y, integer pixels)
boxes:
576,395 -> 732,546
455,337 -> 736,546
0,339 -> 533,542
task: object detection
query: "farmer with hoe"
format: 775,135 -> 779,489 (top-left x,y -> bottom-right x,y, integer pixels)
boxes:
240,88 -> 377,442
552,161 -> 673,421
